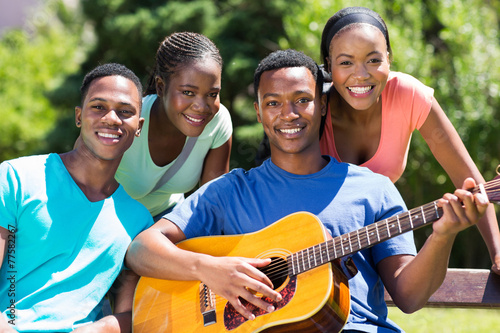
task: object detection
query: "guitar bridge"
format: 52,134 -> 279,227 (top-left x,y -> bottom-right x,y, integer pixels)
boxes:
199,283 -> 216,326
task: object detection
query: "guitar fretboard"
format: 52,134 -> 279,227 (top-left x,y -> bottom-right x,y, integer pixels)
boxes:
288,200 -> 442,276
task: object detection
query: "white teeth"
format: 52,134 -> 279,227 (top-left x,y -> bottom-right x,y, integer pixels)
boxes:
348,86 -> 373,94
185,114 -> 203,123
99,133 -> 119,139
280,128 -> 302,134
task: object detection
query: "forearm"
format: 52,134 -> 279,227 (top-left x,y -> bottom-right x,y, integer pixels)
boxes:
390,232 -> 456,313
126,229 -> 211,281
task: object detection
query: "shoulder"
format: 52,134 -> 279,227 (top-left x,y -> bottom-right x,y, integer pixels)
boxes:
142,94 -> 157,112
1,154 -> 51,174
114,186 -> 153,227
209,103 -> 232,129
386,71 -> 434,95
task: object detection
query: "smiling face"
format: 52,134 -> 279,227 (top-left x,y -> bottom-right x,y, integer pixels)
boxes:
75,75 -> 143,161
157,57 -> 222,137
327,24 -> 390,111
254,66 -> 325,159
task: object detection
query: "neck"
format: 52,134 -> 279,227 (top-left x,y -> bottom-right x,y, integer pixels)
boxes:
150,96 -> 183,138
270,147 -> 327,175
59,149 -> 120,202
331,91 -> 381,125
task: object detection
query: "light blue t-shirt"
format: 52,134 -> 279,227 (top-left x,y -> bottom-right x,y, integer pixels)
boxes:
0,154 -> 153,332
167,157 -> 417,332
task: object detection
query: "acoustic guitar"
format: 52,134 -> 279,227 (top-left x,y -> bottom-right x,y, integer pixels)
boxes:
132,175 -> 500,333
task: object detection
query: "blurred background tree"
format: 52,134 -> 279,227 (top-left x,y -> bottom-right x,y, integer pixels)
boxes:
1,0 -> 499,268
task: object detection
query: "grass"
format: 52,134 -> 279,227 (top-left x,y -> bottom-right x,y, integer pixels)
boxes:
388,307 -> 500,332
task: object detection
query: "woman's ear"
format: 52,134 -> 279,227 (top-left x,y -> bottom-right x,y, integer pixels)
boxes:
325,57 -> 332,73
155,76 -> 165,95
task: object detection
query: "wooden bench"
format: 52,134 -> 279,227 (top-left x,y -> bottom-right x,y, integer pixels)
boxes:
384,268 -> 500,308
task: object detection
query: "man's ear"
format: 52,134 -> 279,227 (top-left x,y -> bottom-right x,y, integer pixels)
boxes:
75,106 -> 82,127
136,117 -> 145,137
254,101 -> 262,123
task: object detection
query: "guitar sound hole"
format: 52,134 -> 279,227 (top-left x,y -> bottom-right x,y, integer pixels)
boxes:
259,257 -> 288,290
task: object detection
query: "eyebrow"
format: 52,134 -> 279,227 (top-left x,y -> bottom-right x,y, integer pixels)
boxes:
261,90 -> 314,100
88,97 -> 135,107
179,84 -> 221,90
336,50 -> 383,60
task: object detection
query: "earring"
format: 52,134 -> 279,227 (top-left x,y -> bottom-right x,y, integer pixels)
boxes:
76,121 -> 81,126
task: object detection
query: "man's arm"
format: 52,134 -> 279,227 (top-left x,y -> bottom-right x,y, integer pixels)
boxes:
72,270 -> 139,333
125,218 -> 282,320
378,178 -> 489,313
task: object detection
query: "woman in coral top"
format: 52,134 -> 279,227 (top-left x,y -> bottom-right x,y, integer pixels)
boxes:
319,6 -> 500,273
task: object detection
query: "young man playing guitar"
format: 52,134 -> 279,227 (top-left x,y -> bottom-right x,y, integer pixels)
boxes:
126,49 -> 489,332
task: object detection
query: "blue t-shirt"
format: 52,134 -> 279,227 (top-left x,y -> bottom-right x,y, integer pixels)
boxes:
167,157 -> 417,332
0,154 -> 153,332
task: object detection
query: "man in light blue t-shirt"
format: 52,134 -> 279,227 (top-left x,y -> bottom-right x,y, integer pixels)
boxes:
0,63 -> 153,332
126,50 -> 488,332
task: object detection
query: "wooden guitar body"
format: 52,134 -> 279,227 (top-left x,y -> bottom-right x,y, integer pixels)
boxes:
132,212 -> 350,333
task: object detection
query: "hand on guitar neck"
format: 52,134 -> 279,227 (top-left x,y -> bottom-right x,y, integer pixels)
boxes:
433,177 -> 490,239
380,177 -> 491,313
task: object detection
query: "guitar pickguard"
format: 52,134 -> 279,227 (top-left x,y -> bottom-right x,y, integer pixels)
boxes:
223,276 -> 297,330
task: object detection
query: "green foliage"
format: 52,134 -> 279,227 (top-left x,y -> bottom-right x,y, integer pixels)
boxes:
59,0 -> 298,169
2,0 -> 499,268
0,1 -> 82,162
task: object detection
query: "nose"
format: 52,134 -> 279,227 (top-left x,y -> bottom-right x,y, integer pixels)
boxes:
191,97 -> 209,112
280,101 -> 299,121
102,110 -> 122,126
352,63 -> 370,80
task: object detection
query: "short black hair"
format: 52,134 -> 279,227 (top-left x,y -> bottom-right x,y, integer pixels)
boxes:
253,49 -> 323,101
80,63 -> 143,106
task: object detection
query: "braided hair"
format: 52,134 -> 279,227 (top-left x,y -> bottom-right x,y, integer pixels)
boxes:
144,32 -> 223,96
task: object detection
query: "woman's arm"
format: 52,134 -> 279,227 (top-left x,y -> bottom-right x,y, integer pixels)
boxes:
378,178 -> 489,313
419,97 -> 500,273
200,137 -> 232,185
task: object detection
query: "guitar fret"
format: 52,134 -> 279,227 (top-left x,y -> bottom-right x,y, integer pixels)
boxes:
347,234 -> 352,254
385,219 -> 391,238
365,227 -> 370,246
434,201 -> 440,219
301,250 -> 306,272
421,206 -> 426,224
291,253 -> 296,276
376,224 -> 380,242
397,215 -> 401,234
356,229 -> 361,250
340,236 -> 345,256
324,242 -> 331,262
408,211 -> 414,229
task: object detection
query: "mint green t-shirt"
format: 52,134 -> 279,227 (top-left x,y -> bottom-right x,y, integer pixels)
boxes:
115,94 -> 233,217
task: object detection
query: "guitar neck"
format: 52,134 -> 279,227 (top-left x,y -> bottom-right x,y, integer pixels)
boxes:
288,200 -> 442,276
287,176 -> 500,277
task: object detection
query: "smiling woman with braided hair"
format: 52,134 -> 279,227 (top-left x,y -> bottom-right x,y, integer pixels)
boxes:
115,32 -> 233,221
319,6 -> 500,275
